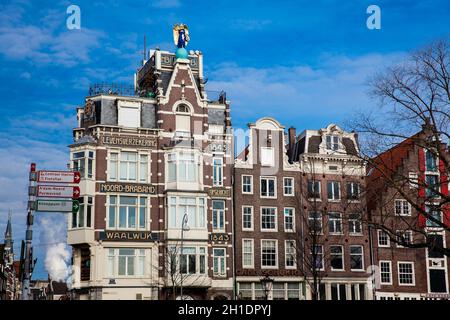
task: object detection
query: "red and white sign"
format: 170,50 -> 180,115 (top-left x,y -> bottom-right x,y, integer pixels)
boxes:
37,171 -> 81,184
37,185 -> 80,199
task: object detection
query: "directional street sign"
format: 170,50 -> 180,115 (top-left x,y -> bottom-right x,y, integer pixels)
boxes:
37,171 -> 81,184
72,200 -> 80,213
36,185 -> 80,199
35,199 -> 78,212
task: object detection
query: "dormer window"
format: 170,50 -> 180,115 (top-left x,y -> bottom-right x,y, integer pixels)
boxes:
175,104 -> 191,137
326,135 -> 339,151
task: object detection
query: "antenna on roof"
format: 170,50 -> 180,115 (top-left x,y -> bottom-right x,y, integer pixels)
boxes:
144,35 -> 147,60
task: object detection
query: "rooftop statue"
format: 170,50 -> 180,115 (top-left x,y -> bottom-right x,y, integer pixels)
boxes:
173,23 -> 190,59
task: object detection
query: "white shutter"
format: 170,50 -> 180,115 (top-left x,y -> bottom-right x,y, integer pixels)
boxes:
118,106 -> 140,128
176,115 -> 190,133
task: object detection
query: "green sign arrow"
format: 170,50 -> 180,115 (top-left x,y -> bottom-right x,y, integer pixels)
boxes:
72,200 -> 80,213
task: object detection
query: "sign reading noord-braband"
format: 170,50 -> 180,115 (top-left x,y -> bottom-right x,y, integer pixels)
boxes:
101,135 -> 157,148
99,182 -> 156,194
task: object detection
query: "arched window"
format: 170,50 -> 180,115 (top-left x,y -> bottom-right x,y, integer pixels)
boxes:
175,104 -> 191,136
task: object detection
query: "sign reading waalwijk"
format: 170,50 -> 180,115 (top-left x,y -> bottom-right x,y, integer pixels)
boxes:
99,230 -> 158,242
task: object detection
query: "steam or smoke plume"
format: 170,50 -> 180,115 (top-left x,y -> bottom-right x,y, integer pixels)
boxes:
39,216 -> 72,287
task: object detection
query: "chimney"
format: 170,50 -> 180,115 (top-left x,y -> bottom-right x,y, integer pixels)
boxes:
288,126 -> 296,163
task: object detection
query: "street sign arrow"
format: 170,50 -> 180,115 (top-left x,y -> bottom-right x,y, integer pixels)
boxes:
37,185 -> 80,199
72,200 -> 80,213
37,171 -> 81,184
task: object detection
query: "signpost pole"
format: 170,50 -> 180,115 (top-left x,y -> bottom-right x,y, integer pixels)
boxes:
22,163 -> 36,300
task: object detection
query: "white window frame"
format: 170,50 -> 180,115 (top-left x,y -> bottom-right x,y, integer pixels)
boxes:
328,212 -> 343,234
212,157 -> 223,187
261,239 -> 278,269
396,230 -> 413,248
118,103 -> 141,128
326,135 -> 339,151
72,196 -> 94,229
260,207 -> 277,232
260,147 -> 275,167
348,213 -> 362,235
168,196 -> 206,229
283,207 -> 295,232
394,199 -> 411,216
212,248 -> 227,277
379,261 -> 392,285
307,180 -> 321,199
242,175 -> 253,194
242,239 -> 254,269
397,261 -> 415,286
106,248 -> 146,278
242,206 -> 254,231
330,245 -> 344,271
107,195 -> 147,230
350,245 -> 364,271
377,230 -> 390,247
108,150 -> 149,183
285,240 -> 296,269
283,177 -> 294,196
212,200 -> 225,232
260,176 -> 277,199
327,181 -> 341,201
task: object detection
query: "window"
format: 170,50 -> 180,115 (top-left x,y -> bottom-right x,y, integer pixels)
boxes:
347,182 -> 360,200
326,135 -> 339,151
72,151 -> 94,179
425,174 -> 440,198
242,175 -> 253,194
328,212 -> 342,234
428,234 -> 444,258
212,158 -> 223,186
108,152 -> 147,182
167,153 -> 198,183
260,147 -> 274,166
261,207 -> 277,231
212,200 -> 225,231
377,230 -> 390,247
175,104 -> 191,136
396,230 -> 413,247
242,239 -> 254,268
260,177 -> 276,198
107,248 -> 145,277
272,283 -> 285,300
284,208 -> 295,232
238,283 -> 253,300
380,261 -> 392,284
307,180 -> 321,199
394,199 -> 410,216
261,240 -> 277,268
118,103 -> 140,128
311,245 -> 324,270
330,283 -> 347,300
330,246 -> 344,270
242,206 -> 253,230
283,178 -> 294,196
308,211 -> 322,233
174,247 -> 207,275
287,283 -> 302,300
168,196 -> 206,229
72,196 -> 93,228
351,284 -> 366,300
285,240 -> 296,268
425,150 -> 438,172
213,248 -> 226,277
180,247 -> 199,274
409,172 -> 419,189
348,213 -> 362,234
398,262 -> 415,285
350,246 -> 364,270
426,206 -> 442,227
327,181 -> 340,200
108,196 -> 146,230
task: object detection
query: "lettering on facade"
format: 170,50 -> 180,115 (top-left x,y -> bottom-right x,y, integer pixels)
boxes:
236,269 -> 300,277
209,233 -> 231,242
99,231 -> 158,242
101,135 -> 157,148
208,142 -> 229,153
208,188 -> 231,198
99,182 -> 156,194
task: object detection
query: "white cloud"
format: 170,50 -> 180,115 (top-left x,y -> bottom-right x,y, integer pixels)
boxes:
206,52 -> 406,125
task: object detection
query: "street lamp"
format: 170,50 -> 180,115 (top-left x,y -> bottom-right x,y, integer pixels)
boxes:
179,212 -> 190,300
260,274 -> 274,300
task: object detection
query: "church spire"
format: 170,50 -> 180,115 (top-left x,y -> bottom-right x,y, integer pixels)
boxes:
4,209 -> 13,251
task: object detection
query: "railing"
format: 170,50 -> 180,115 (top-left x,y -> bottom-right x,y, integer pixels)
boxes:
88,83 -> 138,97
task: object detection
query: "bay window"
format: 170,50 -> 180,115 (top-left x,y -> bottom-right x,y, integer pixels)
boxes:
108,151 -> 149,183
167,152 -> 199,183
172,246 -> 206,275
106,248 -> 146,277
72,196 -> 93,228
72,150 -> 94,179
168,196 -> 206,229
108,195 -> 147,230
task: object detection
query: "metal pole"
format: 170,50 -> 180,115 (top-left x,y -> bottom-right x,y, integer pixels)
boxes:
179,212 -> 188,300
22,163 -> 36,300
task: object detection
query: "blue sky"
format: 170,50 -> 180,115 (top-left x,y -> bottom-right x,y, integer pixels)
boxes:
0,0 -> 448,280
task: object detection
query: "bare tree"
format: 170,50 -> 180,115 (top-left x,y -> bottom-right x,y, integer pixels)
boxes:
350,39 -> 450,256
